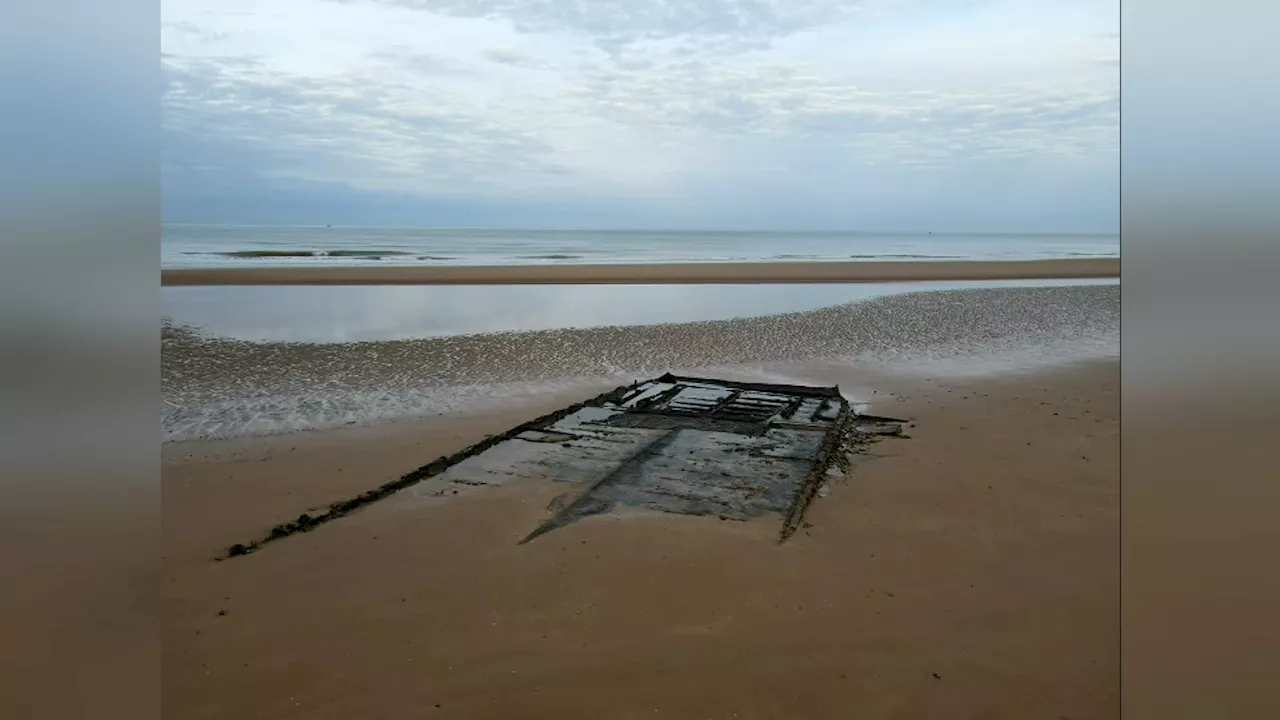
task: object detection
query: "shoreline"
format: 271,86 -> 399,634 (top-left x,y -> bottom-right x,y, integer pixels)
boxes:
162,258 -> 1119,286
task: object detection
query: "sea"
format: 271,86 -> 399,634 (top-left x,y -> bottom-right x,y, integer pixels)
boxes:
162,225 -> 1119,268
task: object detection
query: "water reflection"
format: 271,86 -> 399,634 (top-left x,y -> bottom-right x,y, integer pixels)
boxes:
162,279 -> 1118,343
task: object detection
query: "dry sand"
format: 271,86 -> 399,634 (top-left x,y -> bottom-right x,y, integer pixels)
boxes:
163,360 -> 1118,719
161,258 -> 1118,286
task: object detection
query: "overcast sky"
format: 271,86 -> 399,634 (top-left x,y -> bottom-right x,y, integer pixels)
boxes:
162,0 -> 1118,231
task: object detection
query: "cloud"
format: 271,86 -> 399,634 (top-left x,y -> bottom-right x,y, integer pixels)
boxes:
360,0 -> 865,44
162,21 -> 230,44
482,47 -> 545,68
373,48 -> 471,75
162,0 -> 1120,230
164,55 -> 571,201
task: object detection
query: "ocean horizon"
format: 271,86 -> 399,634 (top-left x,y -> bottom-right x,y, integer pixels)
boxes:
162,224 -> 1120,269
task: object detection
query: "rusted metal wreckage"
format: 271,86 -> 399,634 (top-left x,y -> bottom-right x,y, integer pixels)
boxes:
225,374 -> 907,559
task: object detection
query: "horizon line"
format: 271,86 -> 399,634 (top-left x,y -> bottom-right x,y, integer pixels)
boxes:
161,222 -> 1120,236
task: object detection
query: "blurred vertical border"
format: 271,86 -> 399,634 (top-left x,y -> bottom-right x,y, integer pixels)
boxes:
1123,1 -> 1280,717
0,1 -> 159,718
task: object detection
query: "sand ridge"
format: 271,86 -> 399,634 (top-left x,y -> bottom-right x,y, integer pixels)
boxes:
162,258 -> 1119,286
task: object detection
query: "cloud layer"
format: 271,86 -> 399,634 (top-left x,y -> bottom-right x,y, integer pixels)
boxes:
162,0 -> 1119,230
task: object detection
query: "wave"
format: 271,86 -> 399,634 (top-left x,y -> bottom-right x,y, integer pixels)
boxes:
848,254 -> 968,259
220,249 -> 413,259
327,249 -> 412,258
514,254 -> 584,260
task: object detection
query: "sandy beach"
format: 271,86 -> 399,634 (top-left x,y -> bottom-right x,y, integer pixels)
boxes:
161,258 -> 1118,286
162,281 -> 1119,719
164,360 -> 1118,719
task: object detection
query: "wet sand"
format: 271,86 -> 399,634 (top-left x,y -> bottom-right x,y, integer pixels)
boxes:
162,258 -> 1119,286
163,285 -> 1119,441
163,359 -> 1118,719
